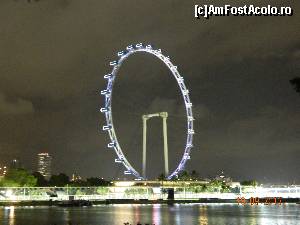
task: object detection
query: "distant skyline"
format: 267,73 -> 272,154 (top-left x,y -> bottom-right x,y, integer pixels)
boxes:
0,1 -> 299,183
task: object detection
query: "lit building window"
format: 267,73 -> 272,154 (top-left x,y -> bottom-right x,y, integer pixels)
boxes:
37,153 -> 52,180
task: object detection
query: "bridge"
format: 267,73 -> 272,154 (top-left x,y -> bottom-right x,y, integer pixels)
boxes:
1,183 -> 300,202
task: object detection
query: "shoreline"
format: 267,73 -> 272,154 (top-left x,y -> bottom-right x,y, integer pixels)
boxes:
0,198 -> 299,207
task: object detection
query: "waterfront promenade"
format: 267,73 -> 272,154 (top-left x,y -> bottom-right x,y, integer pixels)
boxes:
1,183 -> 300,204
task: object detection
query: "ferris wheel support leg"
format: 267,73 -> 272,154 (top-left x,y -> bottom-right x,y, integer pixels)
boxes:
163,116 -> 169,176
142,117 -> 147,178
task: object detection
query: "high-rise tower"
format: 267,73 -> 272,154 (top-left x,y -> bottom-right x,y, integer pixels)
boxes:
37,152 -> 52,180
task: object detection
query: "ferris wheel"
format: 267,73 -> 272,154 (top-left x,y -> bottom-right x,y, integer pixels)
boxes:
100,43 -> 194,180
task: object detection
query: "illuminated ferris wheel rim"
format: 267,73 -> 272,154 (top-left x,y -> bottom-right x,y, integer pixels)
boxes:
101,43 -> 194,180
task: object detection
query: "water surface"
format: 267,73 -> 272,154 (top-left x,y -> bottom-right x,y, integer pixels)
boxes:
1,204 -> 299,225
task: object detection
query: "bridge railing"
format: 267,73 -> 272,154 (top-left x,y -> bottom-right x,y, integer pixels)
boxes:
0,186 -> 299,201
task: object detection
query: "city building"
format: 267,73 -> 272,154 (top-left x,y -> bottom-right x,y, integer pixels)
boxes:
10,159 -> 21,169
71,173 -> 82,182
0,165 -> 7,177
37,153 -> 52,180
214,171 -> 231,183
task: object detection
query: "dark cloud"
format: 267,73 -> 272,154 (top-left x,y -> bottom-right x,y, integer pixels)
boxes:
0,93 -> 34,114
0,0 -> 299,183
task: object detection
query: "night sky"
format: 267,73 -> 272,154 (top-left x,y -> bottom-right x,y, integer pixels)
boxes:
0,1 -> 299,183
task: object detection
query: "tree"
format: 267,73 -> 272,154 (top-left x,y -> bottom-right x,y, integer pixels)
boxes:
177,170 -> 190,180
241,180 -> 258,186
290,77 -> 300,94
175,170 -> 200,180
32,172 -> 48,186
207,180 -> 223,192
69,179 -> 88,187
49,173 -> 70,186
0,169 -> 37,187
190,170 -> 199,180
96,187 -> 109,195
86,177 -> 110,186
157,173 -> 166,181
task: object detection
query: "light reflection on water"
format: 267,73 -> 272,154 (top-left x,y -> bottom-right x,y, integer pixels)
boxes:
3,207 -> 15,225
133,205 -> 140,223
0,204 -> 299,225
8,207 -> 14,225
199,205 -> 208,225
152,204 -> 161,225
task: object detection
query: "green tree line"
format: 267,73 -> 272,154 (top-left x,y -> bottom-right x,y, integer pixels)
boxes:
0,168 -> 111,187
